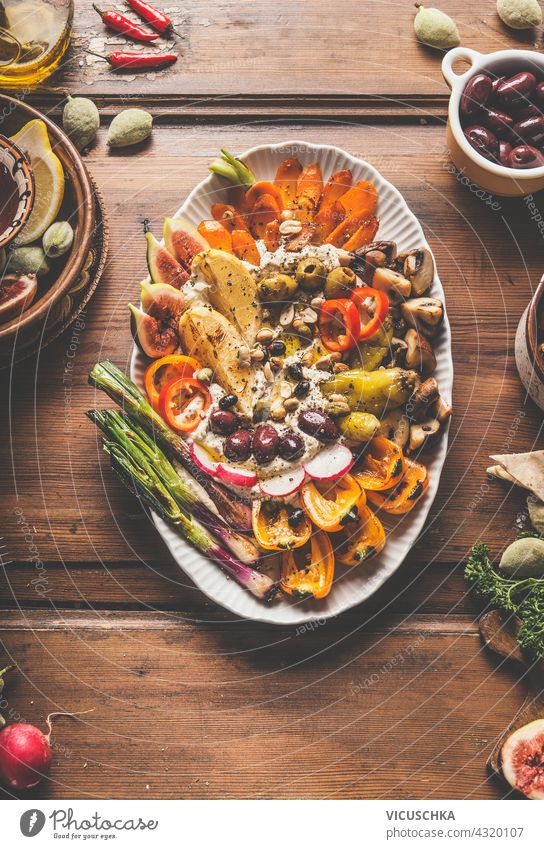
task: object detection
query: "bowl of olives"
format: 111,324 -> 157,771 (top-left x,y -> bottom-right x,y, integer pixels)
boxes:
442,47 -> 544,197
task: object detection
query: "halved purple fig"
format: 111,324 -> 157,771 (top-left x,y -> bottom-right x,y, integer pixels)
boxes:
146,232 -> 189,289
501,718 -> 544,799
0,274 -> 38,324
129,282 -> 185,359
163,217 -> 209,271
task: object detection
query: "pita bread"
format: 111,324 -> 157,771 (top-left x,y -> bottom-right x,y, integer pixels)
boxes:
488,451 -> 544,502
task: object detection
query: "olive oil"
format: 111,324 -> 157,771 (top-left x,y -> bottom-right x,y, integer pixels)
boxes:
0,0 -> 73,87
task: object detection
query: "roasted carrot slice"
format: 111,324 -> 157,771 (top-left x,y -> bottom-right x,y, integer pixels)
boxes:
264,220 -> 281,251
274,157 -> 302,203
249,194 -> 281,240
232,229 -> 260,264
313,200 -> 346,244
339,180 -> 378,220
246,181 -> 285,211
197,220 -> 233,252
296,163 -> 323,209
342,218 -> 380,250
326,214 -> 379,248
319,169 -> 352,212
211,203 -> 248,232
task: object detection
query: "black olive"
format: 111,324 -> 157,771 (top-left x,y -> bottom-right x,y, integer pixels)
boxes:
294,380 -> 311,399
268,339 -> 286,356
298,409 -> 339,442
219,393 -> 238,410
224,429 -> 253,462
278,431 -> 305,461
288,508 -> 305,528
287,362 -> 304,382
209,409 -> 238,436
253,424 -> 280,464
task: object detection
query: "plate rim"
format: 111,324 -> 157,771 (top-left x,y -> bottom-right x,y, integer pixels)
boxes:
131,139 -> 453,625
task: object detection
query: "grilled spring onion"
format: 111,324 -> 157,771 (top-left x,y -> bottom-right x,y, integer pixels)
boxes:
88,361 -> 251,531
208,148 -> 256,190
91,413 -> 277,603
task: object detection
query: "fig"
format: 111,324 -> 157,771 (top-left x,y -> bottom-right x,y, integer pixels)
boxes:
501,718 -> 544,799
129,282 -> 184,359
146,232 -> 188,290
163,217 -> 209,271
0,274 -> 38,323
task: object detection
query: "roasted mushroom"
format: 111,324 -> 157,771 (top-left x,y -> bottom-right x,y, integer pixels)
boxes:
378,408 -> 410,449
349,241 -> 397,282
409,418 -> 440,453
432,396 -> 453,423
409,377 -> 439,422
389,336 -> 408,366
401,297 -> 444,339
397,248 -> 434,296
372,267 -> 411,304
404,328 -> 436,374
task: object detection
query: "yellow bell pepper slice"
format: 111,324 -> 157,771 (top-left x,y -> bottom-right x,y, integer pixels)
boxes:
300,474 -> 362,532
281,529 -> 334,600
367,458 -> 429,515
336,504 -> 386,565
252,499 -> 311,551
354,436 -> 404,491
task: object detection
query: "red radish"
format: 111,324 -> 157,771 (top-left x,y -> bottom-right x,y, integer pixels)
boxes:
216,463 -> 257,488
190,442 -> 219,477
0,710 -> 93,791
259,466 -> 305,498
304,444 -> 354,481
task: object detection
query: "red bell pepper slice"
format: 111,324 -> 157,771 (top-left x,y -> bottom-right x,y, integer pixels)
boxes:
159,376 -> 211,434
351,287 -> 389,341
319,298 -> 360,352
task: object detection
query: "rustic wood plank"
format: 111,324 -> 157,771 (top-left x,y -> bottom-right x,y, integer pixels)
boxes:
0,610 -> 526,799
0,123 -> 541,583
30,0 -> 543,101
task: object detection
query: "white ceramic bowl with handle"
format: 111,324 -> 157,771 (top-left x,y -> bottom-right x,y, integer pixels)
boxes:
442,47 -> 544,197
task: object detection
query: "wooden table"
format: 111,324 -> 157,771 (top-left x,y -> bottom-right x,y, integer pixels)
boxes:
1,1 -> 542,799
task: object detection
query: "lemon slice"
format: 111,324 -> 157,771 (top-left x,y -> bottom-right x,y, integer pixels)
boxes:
10,119 -> 65,246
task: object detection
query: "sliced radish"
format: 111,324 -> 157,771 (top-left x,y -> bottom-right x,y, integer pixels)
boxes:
259,466 -> 306,498
216,463 -> 257,488
304,444 -> 354,481
190,442 -> 219,477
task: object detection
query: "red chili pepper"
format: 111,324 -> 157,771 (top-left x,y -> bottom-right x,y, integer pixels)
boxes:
93,4 -> 159,42
351,287 -> 390,340
126,0 -> 182,37
88,49 -> 178,70
319,298 -> 361,352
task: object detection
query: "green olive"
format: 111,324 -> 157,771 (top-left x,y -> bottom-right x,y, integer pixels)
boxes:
339,412 -> 380,442
324,266 -> 356,299
295,256 -> 326,291
257,273 -> 297,302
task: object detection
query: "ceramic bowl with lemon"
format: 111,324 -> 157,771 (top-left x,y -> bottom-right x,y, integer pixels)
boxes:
0,94 -> 95,358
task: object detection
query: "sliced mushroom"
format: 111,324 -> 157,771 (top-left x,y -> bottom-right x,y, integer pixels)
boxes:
409,418 -> 441,453
432,396 -> 453,423
397,248 -> 434,296
409,377 -> 440,422
378,408 -> 410,449
389,336 -> 408,366
390,306 -> 407,337
401,297 -> 444,339
350,241 -> 398,281
404,328 -> 436,374
372,267 -> 411,304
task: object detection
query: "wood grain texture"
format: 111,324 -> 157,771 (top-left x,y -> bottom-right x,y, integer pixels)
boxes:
0,611 -> 525,800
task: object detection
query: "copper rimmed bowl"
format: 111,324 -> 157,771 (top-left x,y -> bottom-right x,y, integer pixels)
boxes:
515,273 -> 544,410
0,95 -> 95,357
0,134 -> 34,249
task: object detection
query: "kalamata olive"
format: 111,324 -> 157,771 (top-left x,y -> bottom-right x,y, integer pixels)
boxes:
497,72 -> 537,108
268,339 -> 286,356
252,424 -> 279,464
460,73 -> 492,117
298,409 -> 339,442
209,409 -> 238,436
294,380 -> 311,398
512,115 -> 544,147
278,430 -> 305,461
497,140 -> 512,167
484,108 -> 514,139
490,75 -> 506,100
219,393 -> 238,410
515,104 -> 542,122
509,144 -> 544,169
537,82 -> 544,107
464,125 -> 499,161
288,508 -> 306,528
224,428 -> 253,462
287,362 -> 304,382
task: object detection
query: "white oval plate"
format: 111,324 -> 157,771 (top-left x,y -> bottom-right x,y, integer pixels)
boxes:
130,140 -> 453,625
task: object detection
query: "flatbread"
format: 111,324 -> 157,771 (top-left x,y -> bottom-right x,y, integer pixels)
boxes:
487,450 -> 544,502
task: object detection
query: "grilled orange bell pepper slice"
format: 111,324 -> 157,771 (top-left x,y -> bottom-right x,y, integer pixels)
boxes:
246,181 -> 285,211
281,529 -> 334,600
274,158 -> 302,203
336,504 -> 386,565
145,354 -> 200,410
249,194 -> 282,240
264,220 -> 281,251
211,203 -> 248,232
301,474 -> 362,532
367,458 -> 429,515
252,500 -> 311,551
354,436 -> 404,491
197,220 -> 233,252
232,229 -> 260,264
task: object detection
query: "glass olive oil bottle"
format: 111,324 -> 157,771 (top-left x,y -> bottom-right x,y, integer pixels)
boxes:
0,0 -> 73,87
